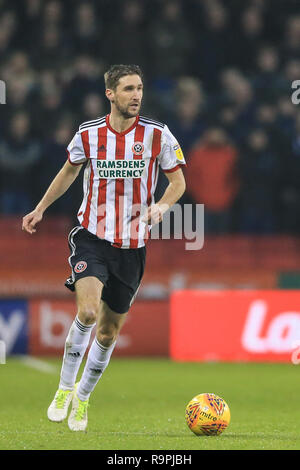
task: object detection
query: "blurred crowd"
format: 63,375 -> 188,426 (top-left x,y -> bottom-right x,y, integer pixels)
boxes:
1,0 -> 300,234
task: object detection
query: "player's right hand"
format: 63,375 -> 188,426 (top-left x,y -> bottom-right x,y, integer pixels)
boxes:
22,209 -> 43,234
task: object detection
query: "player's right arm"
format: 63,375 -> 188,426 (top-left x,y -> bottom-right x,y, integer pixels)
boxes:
22,160 -> 82,234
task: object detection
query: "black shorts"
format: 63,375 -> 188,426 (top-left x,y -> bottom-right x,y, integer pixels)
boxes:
65,226 -> 146,314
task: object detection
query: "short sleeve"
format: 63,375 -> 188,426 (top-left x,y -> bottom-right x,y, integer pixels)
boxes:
67,132 -> 87,166
158,125 -> 186,173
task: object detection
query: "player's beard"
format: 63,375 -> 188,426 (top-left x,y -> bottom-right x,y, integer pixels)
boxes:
113,97 -> 141,119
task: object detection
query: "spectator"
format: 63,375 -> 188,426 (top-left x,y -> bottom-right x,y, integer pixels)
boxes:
63,55 -> 104,113
238,129 -> 280,233
36,83 -> 63,138
147,0 -> 193,78
105,0 -> 148,73
281,15 -> 300,61
43,0 -> 64,27
235,6 -> 264,74
155,75 -> 208,206
31,25 -> 66,70
193,0 -> 235,90
252,45 -> 285,101
283,58 -> 300,90
254,102 -> 288,157
37,119 -> 82,221
216,106 -> 240,142
2,51 -> 36,96
185,127 -> 239,234
279,112 -> 300,234
169,77 -> 207,155
16,0 -> 42,50
0,112 -> 41,214
0,9 -> 18,59
71,2 -> 101,56
218,70 -> 257,143
276,95 -> 297,139
0,51 -> 37,135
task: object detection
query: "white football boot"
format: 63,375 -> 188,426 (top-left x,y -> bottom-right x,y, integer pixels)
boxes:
47,389 -> 73,422
68,383 -> 89,432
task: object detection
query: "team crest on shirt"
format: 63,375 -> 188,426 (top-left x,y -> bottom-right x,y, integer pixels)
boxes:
132,141 -> 144,155
74,261 -> 87,273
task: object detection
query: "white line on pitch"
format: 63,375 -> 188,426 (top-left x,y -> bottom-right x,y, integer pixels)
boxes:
17,356 -> 58,374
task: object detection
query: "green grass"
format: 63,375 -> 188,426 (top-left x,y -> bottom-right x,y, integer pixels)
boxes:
0,357 -> 299,450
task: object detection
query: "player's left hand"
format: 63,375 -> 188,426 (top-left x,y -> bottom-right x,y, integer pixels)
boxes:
142,204 -> 164,225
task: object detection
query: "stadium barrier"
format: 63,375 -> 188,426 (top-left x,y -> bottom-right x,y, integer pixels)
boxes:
1,290 -> 300,362
0,299 -> 169,357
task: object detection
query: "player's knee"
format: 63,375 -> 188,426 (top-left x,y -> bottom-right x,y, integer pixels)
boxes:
97,325 -> 118,347
98,334 -> 116,347
77,306 -> 98,325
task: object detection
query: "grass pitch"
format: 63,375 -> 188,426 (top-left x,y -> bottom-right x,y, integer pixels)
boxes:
0,357 -> 299,450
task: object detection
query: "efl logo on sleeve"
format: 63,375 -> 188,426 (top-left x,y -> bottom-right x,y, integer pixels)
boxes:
173,144 -> 184,161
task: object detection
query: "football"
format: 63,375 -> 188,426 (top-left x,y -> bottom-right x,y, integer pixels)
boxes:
185,393 -> 230,436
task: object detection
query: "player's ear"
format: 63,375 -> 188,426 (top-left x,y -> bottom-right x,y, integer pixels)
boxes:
105,89 -> 114,103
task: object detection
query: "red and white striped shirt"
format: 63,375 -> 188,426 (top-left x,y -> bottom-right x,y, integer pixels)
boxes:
67,114 -> 186,249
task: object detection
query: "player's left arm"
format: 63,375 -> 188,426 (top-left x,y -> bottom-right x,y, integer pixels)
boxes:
143,168 -> 186,225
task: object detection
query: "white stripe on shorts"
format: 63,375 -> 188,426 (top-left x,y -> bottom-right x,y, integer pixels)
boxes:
68,225 -> 84,282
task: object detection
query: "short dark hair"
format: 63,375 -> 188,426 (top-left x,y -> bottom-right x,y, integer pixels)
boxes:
104,64 -> 143,90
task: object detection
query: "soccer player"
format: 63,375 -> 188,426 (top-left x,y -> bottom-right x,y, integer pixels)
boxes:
22,64 -> 186,431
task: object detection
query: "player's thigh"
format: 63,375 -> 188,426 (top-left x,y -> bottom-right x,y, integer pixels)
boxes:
75,276 -> 104,325
96,300 -> 128,344
101,246 -> 146,315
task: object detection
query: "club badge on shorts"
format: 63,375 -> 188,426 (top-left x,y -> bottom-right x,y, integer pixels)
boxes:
74,261 -> 87,273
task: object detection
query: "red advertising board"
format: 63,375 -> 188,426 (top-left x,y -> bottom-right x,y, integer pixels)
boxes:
29,299 -> 75,356
170,290 -> 300,362
28,299 -> 169,356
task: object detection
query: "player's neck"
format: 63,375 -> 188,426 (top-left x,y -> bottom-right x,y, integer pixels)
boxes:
108,110 -> 137,134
